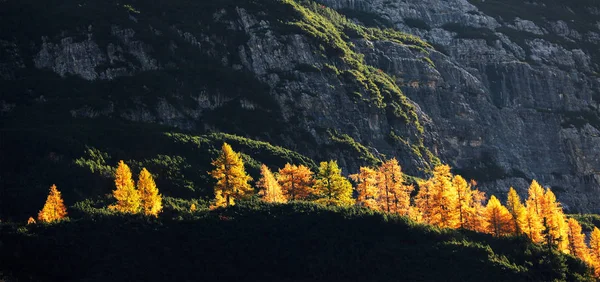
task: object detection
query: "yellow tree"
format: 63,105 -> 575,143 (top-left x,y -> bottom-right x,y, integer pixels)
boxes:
277,163 -> 314,201
138,168 -> 162,217
428,165 -> 460,229
376,159 -> 413,215
506,187 -> 527,235
415,179 -> 434,224
257,164 -> 287,203
350,167 -> 379,210
524,199 -> 544,243
37,184 -> 68,223
484,195 -> 515,237
540,188 -> 568,252
589,227 -> 600,273
209,143 -> 253,208
527,180 -> 545,215
566,218 -> 590,263
313,160 -> 355,206
453,175 -> 472,229
464,189 -> 487,232
110,160 -> 141,214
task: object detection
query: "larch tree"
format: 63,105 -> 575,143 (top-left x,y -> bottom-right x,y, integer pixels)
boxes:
138,168 -> 162,217
524,199 -> 544,243
589,227 -> 600,272
566,218 -> 590,262
350,167 -> 379,210
527,180 -> 545,215
313,160 -> 355,206
377,159 -> 413,215
257,164 -> 287,203
484,195 -> 514,237
428,165 -> 460,229
453,175 -> 471,229
506,187 -> 527,235
464,189 -> 487,232
209,143 -> 253,208
37,184 -> 67,223
110,160 -> 141,214
277,163 -> 314,201
415,179 -> 434,224
540,188 -> 568,252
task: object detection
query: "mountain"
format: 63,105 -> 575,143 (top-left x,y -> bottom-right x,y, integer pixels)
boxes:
0,0 -> 599,219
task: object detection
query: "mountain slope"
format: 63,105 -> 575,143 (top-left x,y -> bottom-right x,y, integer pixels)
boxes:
0,0 -> 442,218
1,0 -> 599,215
0,202 -> 594,281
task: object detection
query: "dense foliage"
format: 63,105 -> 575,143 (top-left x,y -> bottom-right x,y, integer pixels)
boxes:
0,201 -> 594,281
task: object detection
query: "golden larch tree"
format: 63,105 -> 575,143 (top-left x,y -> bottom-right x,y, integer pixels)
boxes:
37,184 -> 68,223
110,160 -> 141,214
428,165 -> 460,229
566,218 -> 590,263
463,189 -> 487,232
527,180 -> 545,215
277,163 -> 314,201
313,160 -> 355,206
453,175 -> 471,229
524,199 -> 544,243
209,143 -> 253,208
257,164 -> 287,203
27,217 -> 36,225
376,158 -> 413,215
506,187 -> 527,235
350,166 -> 379,210
589,227 -> 600,275
484,195 -> 514,237
138,168 -> 162,217
190,203 -> 197,212
540,188 -> 568,252
415,179 -> 434,224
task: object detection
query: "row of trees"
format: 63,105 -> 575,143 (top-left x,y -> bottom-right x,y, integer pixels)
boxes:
26,142 -> 600,277
29,161 -> 163,223
211,143 -> 600,276
209,143 -> 354,208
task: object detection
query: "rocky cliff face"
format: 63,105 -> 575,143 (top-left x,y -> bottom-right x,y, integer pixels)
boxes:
1,0 -> 599,212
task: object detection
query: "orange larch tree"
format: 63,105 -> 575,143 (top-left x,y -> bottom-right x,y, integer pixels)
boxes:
350,166 -> 379,210
110,160 -> 141,214
209,143 -> 253,208
506,187 -> 527,235
414,179 -> 434,224
277,163 -> 314,201
138,168 -> 163,217
464,188 -> 487,233
484,195 -> 514,237
376,158 -> 413,215
566,218 -> 590,263
257,164 -> 287,203
37,184 -> 68,223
